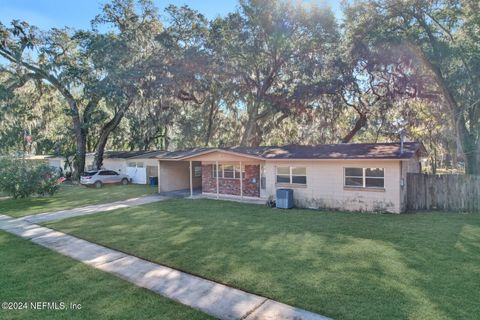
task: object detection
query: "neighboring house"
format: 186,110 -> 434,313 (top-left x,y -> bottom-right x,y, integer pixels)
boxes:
155,142 -> 427,213
23,155 -> 51,163
48,151 -> 166,184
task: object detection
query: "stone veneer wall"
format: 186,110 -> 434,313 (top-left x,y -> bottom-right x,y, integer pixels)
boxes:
202,164 -> 260,197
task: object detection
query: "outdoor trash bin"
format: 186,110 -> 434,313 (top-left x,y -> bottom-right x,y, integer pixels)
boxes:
149,176 -> 158,186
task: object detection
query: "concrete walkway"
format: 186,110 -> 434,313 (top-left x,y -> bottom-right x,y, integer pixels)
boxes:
0,215 -> 331,320
19,195 -> 166,224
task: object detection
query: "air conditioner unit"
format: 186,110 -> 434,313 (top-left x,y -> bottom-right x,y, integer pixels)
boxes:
276,189 -> 294,209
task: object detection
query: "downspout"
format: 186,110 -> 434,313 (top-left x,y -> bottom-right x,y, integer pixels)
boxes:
157,160 -> 161,194
240,161 -> 243,199
216,160 -> 219,200
189,160 -> 193,198
399,130 -> 406,212
400,160 -> 404,213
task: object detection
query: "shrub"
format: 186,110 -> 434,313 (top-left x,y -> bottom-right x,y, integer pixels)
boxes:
0,158 -> 61,198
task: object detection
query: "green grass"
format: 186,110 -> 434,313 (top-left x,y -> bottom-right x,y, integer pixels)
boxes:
46,199 -> 480,320
0,231 -> 210,320
0,184 -> 157,218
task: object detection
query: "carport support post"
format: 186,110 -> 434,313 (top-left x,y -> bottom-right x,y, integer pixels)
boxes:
189,160 -> 193,198
216,160 -> 219,199
240,161 -> 243,199
157,160 -> 161,194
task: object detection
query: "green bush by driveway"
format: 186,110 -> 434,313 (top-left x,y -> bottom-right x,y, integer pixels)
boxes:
0,184 -> 157,218
0,158 -> 61,198
0,231 -> 211,320
47,199 -> 480,320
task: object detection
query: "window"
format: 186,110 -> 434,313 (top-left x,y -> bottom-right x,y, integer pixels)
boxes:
212,164 -> 222,178
212,164 -> 244,179
194,166 -> 202,177
344,168 -> 363,187
100,170 -> 118,176
291,167 -> 307,184
82,171 -> 98,177
276,167 -> 290,183
128,162 -> 144,168
344,167 -> 384,188
223,165 -> 234,178
365,168 -> 384,187
276,166 -> 307,185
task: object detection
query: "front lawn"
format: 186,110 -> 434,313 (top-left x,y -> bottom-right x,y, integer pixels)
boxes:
0,184 -> 157,218
46,199 -> 480,320
0,231 -> 210,320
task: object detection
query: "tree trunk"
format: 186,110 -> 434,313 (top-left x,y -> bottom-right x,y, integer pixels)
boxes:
462,140 -> 480,175
0,48 -> 98,178
240,106 -> 263,147
163,126 -> 170,150
341,113 -> 367,143
93,132 -> 108,170
407,43 -> 479,175
204,100 -> 218,147
65,98 -> 87,179
93,100 -> 132,170
431,147 -> 437,174
74,130 -> 87,179
241,118 -> 263,146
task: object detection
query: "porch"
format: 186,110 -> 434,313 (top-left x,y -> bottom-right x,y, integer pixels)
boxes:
157,150 -> 267,200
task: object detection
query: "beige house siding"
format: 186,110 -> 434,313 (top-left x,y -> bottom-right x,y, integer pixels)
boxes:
127,158 -> 158,167
154,149 -> 422,212
264,160 -> 404,213
102,159 -> 126,173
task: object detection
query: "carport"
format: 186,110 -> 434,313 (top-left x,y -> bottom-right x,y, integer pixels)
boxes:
157,160 -> 202,196
156,148 -> 264,199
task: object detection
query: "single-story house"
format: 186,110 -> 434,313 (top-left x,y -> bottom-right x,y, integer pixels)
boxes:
155,142 -> 427,213
48,151 -> 165,184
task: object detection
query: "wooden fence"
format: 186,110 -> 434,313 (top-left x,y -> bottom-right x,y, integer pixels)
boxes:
406,173 -> 480,212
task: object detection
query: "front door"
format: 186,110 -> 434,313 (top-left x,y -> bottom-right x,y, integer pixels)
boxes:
260,164 -> 267,198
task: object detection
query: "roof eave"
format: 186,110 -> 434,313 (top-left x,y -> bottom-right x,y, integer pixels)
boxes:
157,148 -> 265,161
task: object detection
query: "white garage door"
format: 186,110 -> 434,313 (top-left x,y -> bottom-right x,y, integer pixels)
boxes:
126,166 -> 147,184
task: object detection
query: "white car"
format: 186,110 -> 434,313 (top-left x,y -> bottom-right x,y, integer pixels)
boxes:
80,170 -> 130,188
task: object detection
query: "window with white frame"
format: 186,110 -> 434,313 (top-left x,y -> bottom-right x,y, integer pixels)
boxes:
276,166 -> 307,185
128,162 -> 144,168
344,167 -> 384,188
212,164 -> 244,179
223,164 -> 234,178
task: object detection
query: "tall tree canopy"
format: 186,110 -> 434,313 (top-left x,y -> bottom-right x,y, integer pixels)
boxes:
343,0 -> 480,174
0,0 -> 162,174
209,0 -> 341,146
1,0 -> 478,175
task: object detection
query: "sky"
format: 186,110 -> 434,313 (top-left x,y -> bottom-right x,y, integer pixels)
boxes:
0,0 -> 343,30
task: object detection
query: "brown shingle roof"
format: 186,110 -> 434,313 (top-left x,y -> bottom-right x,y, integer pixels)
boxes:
156,142 -> 426,160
